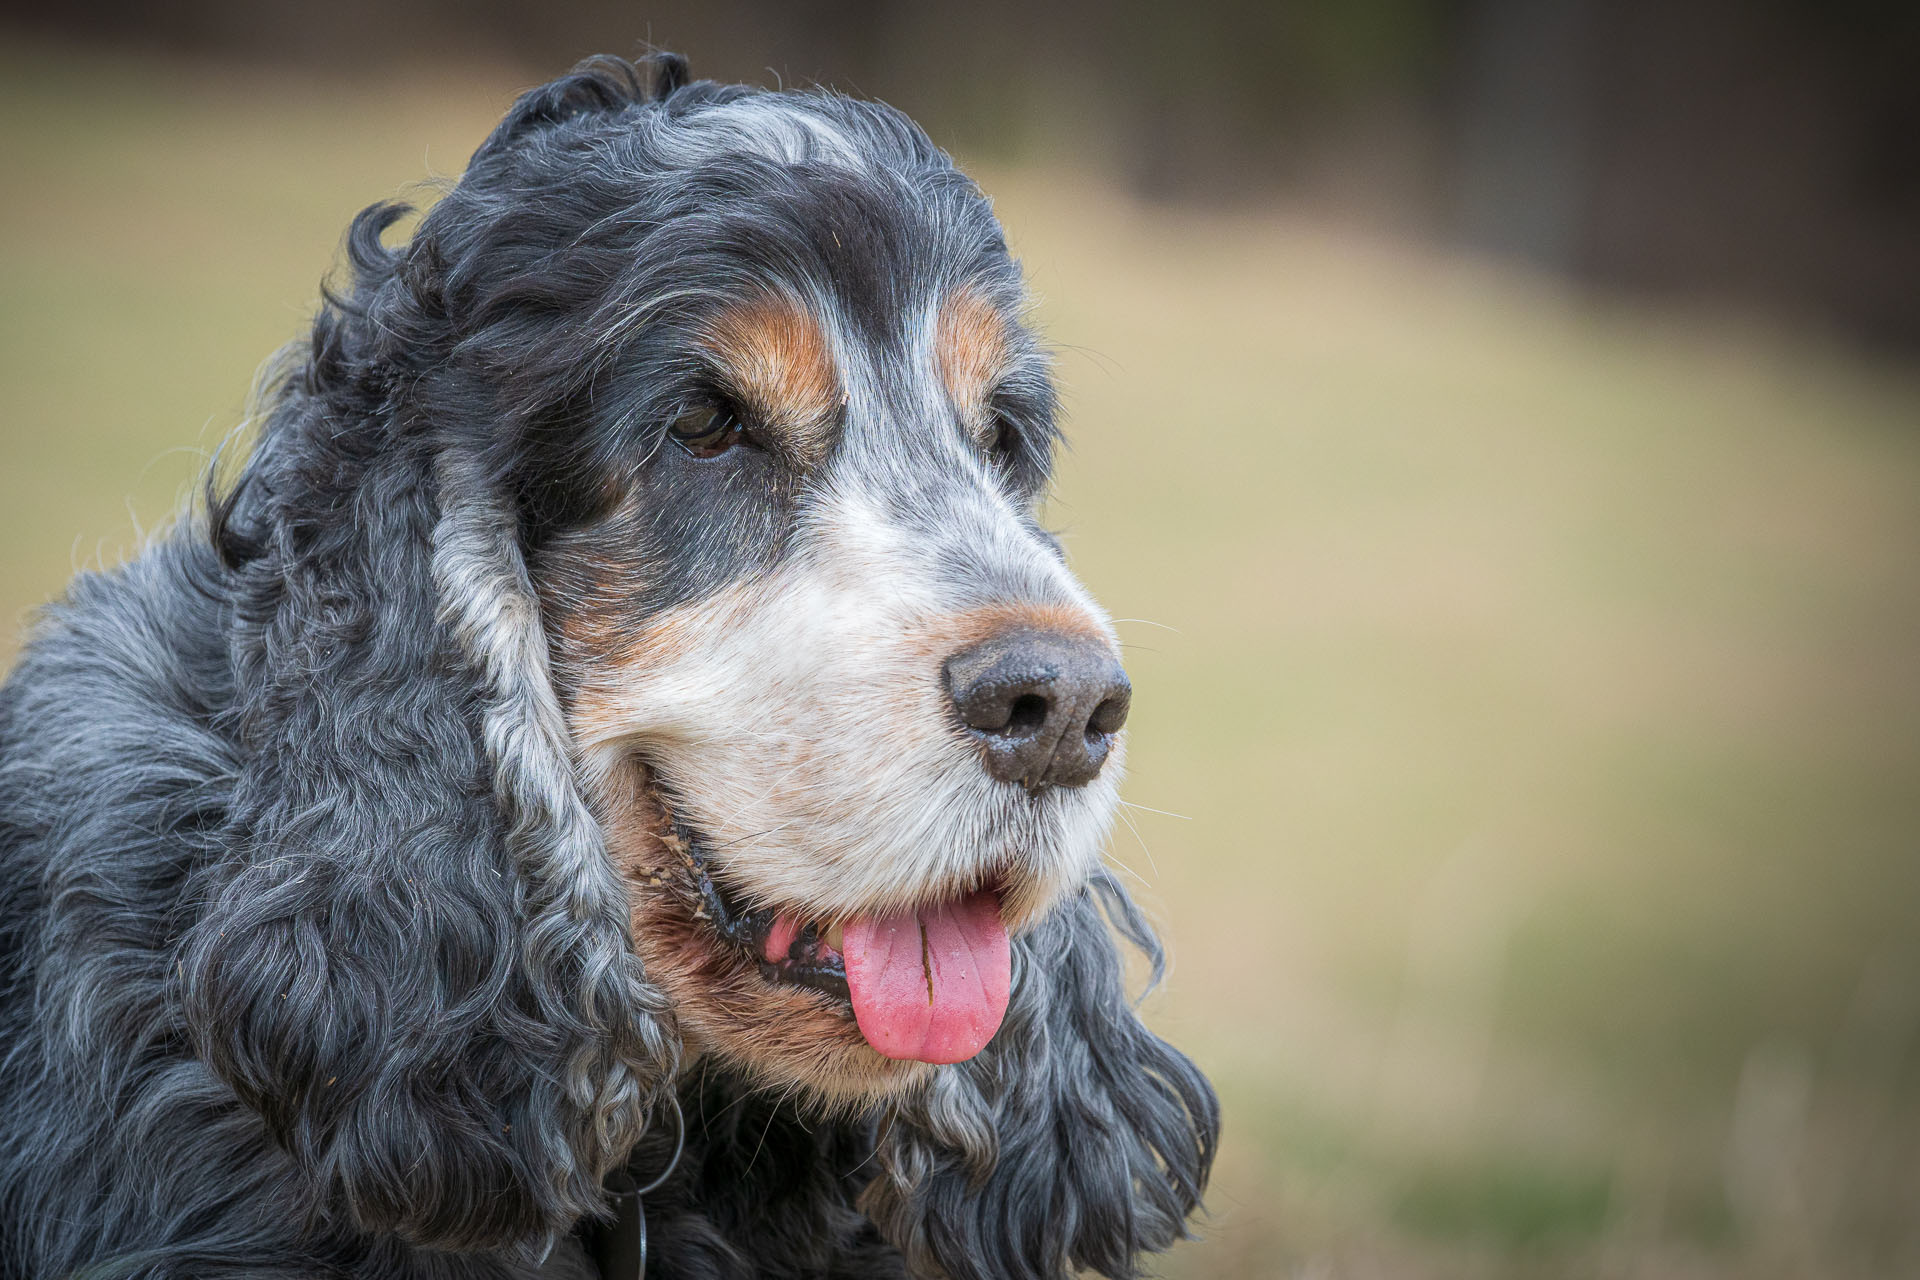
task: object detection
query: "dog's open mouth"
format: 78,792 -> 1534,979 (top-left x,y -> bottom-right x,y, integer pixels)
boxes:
651,801 -> 1014,1065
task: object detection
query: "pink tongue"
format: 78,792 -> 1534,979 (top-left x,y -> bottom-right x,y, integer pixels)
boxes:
839,890 -> 1011,1064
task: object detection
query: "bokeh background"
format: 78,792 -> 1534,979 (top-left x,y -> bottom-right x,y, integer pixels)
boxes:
2,4 -> 1918,1277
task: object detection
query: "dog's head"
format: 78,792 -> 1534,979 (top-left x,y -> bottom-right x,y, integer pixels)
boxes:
183,55 -> 1213,1275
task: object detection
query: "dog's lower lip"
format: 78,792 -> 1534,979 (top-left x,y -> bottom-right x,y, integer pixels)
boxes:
752,910 -> 852,1002
656,804 -> 856,1007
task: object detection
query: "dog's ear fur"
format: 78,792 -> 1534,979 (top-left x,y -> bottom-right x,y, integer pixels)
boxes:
179,199 -> 675,1253
863,872 -> 1220,1280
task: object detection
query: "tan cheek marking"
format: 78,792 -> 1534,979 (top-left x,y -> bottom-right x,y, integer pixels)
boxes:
532,488 -> 692,693
544,553 -> 647,677
702,296 -> 841,460
561,582 -> 756,746
562,565 -> 841,758
936,289 -> 1011,440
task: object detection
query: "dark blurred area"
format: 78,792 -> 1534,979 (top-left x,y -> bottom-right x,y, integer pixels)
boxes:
6,0 -> 1918,348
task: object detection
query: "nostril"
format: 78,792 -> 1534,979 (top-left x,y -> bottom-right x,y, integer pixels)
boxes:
1005,693 -> 1049,737
1087,692 -> 1130,737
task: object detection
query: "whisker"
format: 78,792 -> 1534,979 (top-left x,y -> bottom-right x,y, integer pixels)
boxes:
1112,805 -> 1161,879
1118,800 -> 1191,822
1102,850 -> 1154,890
703,820 -> 797,854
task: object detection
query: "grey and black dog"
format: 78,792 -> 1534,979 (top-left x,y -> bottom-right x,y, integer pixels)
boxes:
0,54 -> 1217,1280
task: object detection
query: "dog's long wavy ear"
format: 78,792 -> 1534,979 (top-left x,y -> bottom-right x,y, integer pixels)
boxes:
863,871 -> 1220,1280
179,370 -> 675,1251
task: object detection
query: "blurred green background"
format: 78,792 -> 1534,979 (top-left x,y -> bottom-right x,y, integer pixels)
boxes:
3,5 -> 1919,1277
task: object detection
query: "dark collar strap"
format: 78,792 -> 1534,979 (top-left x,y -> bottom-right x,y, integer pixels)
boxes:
581,1172 -> 646,1280
581,1094 -> 685,1280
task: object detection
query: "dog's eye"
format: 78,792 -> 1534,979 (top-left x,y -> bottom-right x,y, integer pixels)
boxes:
988,416 -> 1020,468
669,404 -> 748,459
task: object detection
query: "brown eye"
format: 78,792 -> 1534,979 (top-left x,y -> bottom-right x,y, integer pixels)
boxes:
668,404 -> 747,459
989,415 -> 1020,468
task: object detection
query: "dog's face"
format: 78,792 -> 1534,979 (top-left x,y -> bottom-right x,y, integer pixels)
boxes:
491,93 -> 1129,1103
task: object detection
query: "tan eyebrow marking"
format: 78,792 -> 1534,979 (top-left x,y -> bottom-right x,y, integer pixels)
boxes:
700,296 -> 841,458
935,288 -> 1011,440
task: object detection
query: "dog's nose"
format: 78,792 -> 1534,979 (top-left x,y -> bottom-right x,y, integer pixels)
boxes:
944,628 -> 1131,791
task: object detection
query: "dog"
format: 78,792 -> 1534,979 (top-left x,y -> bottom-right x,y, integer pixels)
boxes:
0,54 -> 1217,1280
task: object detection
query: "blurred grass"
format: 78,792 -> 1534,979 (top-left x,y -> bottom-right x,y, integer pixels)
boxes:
5,38 -> 1920,1280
